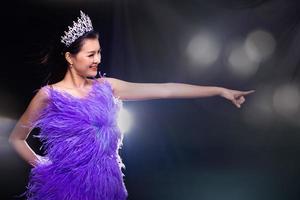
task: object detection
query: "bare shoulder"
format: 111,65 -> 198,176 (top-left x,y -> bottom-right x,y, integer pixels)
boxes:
49,80 -> 70,89
48,81 -> 66,91
32,86 -> 50,103
20,86 -> 50,126
97,77 -> 119,90
97,77 -> 116,83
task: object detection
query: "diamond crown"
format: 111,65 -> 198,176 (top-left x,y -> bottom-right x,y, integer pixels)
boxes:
61,10 -> 94,47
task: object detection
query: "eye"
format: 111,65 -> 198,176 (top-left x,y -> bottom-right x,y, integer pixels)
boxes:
88,54 -> 94,57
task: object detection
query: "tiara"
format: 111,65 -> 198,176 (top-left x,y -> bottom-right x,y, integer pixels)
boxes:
60,10 -> 94,47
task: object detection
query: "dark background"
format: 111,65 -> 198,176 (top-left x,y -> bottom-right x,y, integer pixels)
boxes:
1,0 -> 300,199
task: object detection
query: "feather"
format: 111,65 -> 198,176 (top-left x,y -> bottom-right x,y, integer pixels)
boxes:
19,78 -> 127,200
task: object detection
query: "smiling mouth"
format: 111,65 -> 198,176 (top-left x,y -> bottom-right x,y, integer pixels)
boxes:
90,66 -> 98,71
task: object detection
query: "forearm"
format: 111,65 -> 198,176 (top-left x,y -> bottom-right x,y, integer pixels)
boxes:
9,139 -> 39,167
107,78 -> 225,100
166,82 -> 224,99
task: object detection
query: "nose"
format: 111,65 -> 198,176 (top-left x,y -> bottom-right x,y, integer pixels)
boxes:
94,54 -> 101,64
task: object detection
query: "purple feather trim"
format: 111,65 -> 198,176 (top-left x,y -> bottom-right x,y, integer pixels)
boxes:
20,78 -> 127,200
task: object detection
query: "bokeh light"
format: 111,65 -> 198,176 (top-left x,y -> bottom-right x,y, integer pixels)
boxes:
0,116 -> 16,152
273,83 -> 300,117
186,31 -> 221,68
226,29 -> 276,79
227,41 -> 260,78
117,107 -> 133,134
245,30 -> 276,63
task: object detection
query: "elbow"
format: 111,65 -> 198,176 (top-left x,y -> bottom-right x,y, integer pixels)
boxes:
8,134 -> 23,144
8,138 -> 15,147
8,135 -> 15,144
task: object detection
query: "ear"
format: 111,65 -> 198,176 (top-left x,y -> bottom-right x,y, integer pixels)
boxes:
64,52 -> 73,65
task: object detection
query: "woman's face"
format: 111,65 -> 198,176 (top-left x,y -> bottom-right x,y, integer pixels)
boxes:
69,38 -> 101,77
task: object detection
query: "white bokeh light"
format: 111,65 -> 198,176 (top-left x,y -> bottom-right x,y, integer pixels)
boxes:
245,30 -> 276,63
227,41 -> 260,78
0,116 -> 16,152
117,107 -> 133,134
186,31 -> 221,68
273,84 -> 300,116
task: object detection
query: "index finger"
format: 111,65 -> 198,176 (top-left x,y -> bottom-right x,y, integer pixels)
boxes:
241,90 -> 255,95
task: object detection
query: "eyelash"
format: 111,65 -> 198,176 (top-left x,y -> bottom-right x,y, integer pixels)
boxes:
88,51 -> 100,57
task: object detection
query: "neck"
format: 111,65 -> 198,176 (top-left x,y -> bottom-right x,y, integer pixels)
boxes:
61,69 -> 89,89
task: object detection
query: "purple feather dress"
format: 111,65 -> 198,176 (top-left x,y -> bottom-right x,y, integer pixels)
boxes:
23,78 -> 128,200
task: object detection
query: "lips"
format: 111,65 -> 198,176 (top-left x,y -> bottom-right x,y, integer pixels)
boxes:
89,65 -> 98,71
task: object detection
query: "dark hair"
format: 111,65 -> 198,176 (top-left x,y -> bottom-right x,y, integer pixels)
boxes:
40,30 -> 99,84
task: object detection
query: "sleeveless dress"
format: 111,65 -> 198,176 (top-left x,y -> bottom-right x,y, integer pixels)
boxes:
22,78 -> 128,200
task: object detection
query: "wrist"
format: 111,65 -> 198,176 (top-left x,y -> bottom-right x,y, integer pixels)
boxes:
216,87 -> 226,97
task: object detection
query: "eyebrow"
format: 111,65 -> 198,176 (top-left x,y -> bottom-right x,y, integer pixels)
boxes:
87,48 -> 101,53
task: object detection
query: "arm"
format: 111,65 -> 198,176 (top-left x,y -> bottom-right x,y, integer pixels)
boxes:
8,87 -> 49,167
103,77 -> 255,107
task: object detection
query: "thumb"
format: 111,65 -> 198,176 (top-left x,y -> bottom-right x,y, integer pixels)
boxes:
232,99 -> 240,108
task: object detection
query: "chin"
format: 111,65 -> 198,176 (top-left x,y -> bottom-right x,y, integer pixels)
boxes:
86,72 -> 98,78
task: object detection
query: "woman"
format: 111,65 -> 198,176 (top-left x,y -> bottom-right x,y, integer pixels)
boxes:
9,11 -> 254,200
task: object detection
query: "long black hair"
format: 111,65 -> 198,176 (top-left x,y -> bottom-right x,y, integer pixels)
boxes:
40,30 -> 99,84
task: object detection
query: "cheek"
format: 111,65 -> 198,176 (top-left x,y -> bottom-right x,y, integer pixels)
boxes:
77,56 -> 93,65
